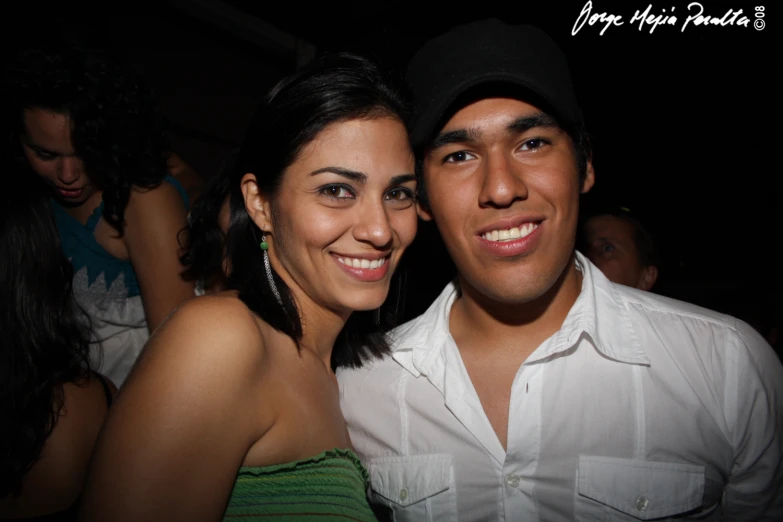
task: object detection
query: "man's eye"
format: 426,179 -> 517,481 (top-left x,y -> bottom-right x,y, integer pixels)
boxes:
519,138 -> 548,151
443,151 -> 476,163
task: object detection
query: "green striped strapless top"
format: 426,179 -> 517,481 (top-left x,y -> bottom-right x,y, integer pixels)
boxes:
223,448 -> 378,521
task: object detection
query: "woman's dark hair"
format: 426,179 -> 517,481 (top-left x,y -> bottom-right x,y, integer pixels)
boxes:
225,52 -> 412,370
180,150 -> 237,288
0,171 -> 92,498
3,25 -> 169,234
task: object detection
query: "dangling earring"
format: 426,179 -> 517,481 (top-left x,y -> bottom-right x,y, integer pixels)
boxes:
260,233 -> 283,305
374,307 -> 381,326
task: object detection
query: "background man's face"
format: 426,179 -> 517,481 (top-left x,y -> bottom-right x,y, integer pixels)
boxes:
584,214 -> 657,291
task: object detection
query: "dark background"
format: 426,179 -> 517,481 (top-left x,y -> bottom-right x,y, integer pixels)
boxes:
5,0 -> 779,325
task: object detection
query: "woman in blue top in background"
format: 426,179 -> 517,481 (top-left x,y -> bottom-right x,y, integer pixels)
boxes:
4,27 -> 195,386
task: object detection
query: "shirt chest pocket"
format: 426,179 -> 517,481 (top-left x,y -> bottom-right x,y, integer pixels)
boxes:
367,454 -> 457,522
576,456 -> 706,521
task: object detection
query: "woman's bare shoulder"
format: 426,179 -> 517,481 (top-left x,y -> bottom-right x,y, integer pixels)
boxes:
131,294 -> 268,385
166,292 -> 259,339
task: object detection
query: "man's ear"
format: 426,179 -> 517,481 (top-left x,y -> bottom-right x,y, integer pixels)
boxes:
417,199 -> 433,222
581,159 -> 595,194
637,265 -> 659,291
415,172 -> 433,221
240,173 -> 273,232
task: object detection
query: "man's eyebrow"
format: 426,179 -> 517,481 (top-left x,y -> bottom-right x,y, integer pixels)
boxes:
428,112 -> 560,151
506,113 -> 560,134
429,127 -> 482,151
310,167 -> 367,183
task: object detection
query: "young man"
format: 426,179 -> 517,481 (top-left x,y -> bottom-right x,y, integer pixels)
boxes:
581,206 -> 659,291
338,19 -> 782,521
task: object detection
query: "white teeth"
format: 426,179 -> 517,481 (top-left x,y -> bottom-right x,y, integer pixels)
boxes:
336,256 -> 387,269
482,223 -> 539,242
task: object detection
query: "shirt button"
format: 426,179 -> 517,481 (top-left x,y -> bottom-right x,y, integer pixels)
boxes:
399,487 -> 409,501
506,474 -> 521,488
635,495 -> 650,512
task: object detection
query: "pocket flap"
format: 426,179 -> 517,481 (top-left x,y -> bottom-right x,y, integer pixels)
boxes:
578,456 -> 705,520
368,454 -> 452,507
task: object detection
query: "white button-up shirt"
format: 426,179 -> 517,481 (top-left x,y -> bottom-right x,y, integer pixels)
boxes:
338,253 -> 783,521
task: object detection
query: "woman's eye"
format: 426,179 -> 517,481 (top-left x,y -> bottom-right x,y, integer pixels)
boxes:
385,188 -> 412,201
320,185 -> 354,199
33,149 -> 57,161
384,187 -> 415,209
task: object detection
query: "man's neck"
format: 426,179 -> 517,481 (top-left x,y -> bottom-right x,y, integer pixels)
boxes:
449,254 -> 583,359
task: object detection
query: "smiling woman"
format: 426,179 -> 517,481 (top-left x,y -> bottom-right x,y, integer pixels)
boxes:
248,116 -> 416,329
79,52 -> 417,521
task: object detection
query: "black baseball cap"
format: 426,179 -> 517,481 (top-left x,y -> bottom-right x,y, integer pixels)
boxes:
406,19 -> 584,149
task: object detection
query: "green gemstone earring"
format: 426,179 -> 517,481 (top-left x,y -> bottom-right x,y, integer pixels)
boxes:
259,233 -> 283,305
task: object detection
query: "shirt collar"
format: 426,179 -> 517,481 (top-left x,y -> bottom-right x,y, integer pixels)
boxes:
390,281 -> 459,378
533,252 -> 649,366
390,251 -> 649,377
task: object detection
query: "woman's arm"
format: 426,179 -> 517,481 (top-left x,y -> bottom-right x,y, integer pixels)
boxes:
0,375 -> 110,518
79,297 -> 271,522
124,181 -> 195,332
